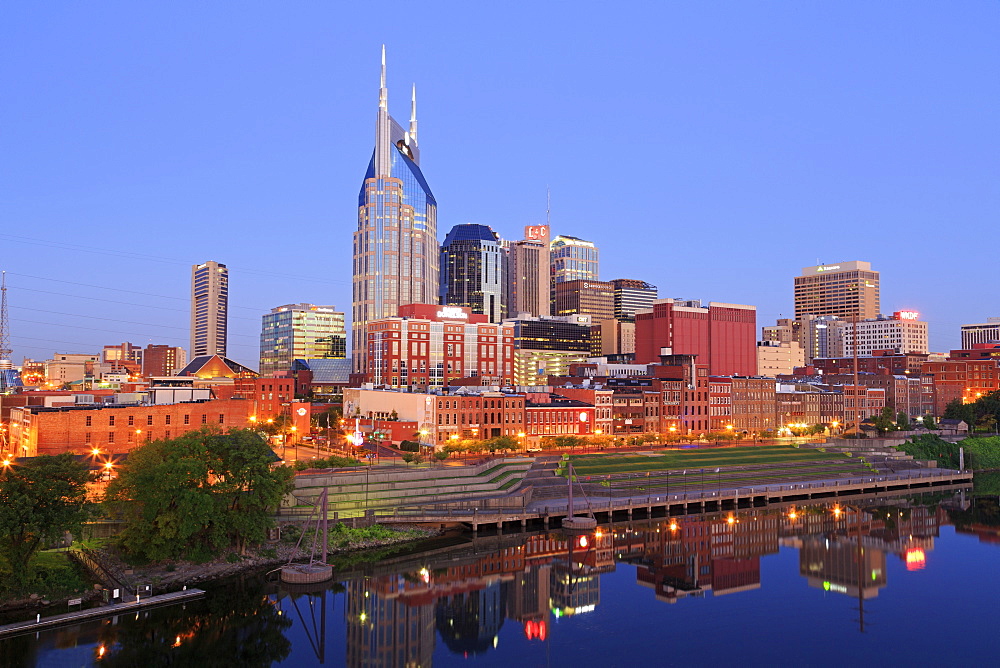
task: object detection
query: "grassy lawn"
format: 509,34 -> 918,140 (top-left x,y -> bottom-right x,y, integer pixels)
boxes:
567,445 -> 850,476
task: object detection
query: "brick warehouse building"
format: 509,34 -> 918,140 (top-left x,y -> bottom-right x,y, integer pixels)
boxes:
8,397 -> 253,457
634,299 -> 757,376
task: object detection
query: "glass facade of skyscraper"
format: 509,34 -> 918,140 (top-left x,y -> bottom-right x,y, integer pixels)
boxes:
260,303 -> 346,377
353,50 -> 438,372
440,224 -> 507,323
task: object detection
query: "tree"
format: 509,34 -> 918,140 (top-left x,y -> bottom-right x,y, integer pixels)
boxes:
0,454 -> 92,585
433,451 -> 449,464
106,429 -> 293,562
922,415 -> 936,430
897,412 -> 910,430
943,399 -> 974,424
873,406 -> 897,435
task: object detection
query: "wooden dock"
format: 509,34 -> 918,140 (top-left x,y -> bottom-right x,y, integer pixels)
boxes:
0,588 -> 206,639
385,468 -> 973,532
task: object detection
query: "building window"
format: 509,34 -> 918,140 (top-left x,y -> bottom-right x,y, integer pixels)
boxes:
201,414 -> 207,424
165,415 -> 171,425
147,415 -> 153,426
108,432 -> 115,443
109,415 -> 115,426
85,432 -> 91,443
184,414 -> 190,425
218,414 -> 224,424
85,415 -> 92,427
128,415 -> 134,426
165,430 -> 171,439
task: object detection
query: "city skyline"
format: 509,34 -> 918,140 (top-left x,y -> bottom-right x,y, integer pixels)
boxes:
3,3 -> 998,367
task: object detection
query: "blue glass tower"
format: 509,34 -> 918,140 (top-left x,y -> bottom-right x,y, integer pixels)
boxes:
440,224 -> 508,323
353,47 -> 439,372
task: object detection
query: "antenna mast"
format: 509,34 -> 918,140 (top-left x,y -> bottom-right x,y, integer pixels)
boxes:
546,187 -> 551,227
0,271 -> 12,365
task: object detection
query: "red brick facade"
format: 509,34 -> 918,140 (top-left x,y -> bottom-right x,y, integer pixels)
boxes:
8,398 -> 252,457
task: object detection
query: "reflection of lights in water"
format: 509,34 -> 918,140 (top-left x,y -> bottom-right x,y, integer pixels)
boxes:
905,548 -> 926,571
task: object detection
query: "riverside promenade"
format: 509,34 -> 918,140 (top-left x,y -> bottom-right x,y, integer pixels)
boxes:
385,467 -> 972,532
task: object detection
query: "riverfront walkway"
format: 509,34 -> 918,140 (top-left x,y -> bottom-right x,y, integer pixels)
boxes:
0,588 -> 205,639
383,467 -> 973,531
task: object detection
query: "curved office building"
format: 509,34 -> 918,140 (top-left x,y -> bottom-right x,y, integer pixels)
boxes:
353,47 -> 438,372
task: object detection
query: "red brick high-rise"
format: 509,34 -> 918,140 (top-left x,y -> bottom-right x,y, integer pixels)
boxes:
635,299 -> 757,376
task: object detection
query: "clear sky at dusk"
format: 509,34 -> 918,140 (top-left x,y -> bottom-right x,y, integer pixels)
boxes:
2,2 -> 997,368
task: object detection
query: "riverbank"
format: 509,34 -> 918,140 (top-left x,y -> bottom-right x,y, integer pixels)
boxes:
0,522 -> 442,620
90,522 -> 442,593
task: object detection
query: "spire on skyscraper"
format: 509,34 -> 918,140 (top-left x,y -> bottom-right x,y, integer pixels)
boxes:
0,271 -> 11,364
409,84 -> 418,146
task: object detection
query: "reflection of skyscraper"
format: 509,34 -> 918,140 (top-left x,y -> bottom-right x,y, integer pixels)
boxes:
436,581 -> 507,655
506,563 -> 551,622
353,47 -> 438,372
190,261 -> 228,358
797,536 -> 886,599
440,224 -> 507,323
345,579 -> 435,667
550,559 -> 600,616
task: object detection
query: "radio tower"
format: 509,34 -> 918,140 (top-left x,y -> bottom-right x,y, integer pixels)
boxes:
0,271 -> 12,368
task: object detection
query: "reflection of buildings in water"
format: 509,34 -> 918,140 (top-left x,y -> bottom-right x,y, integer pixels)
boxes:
627,514 -> 780,603
435,580 -> 507,655
507,562 -> 552,622
550,560 -> 600,616
783,504 -> 948,598
345,578 -> 435,668
793,535 -> 887,600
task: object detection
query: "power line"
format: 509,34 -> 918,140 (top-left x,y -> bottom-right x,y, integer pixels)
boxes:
0,233 -> 350,286
5,271 -> 270,313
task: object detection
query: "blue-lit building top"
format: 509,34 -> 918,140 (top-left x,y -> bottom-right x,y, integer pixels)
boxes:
440,224 -> 508,323
353,48 -> 439,372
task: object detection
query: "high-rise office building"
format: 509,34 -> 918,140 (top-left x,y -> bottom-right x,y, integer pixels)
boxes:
611,279 -> 657,321
353,47 -> 438,372
961,318 -> 1000,349
440,224 -> 507,323
259,303 -> 346,377
190,261 -> 228,358
550,235 -> 599,291
553,279 -> 614,324
508,225 -> 550,318
837,312 -> 929,358
793,261 -> 880,321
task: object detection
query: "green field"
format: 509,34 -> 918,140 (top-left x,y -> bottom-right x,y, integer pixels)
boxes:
567,445 -> 848,476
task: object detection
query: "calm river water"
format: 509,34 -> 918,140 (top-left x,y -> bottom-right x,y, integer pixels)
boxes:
4,489 -> 1000,667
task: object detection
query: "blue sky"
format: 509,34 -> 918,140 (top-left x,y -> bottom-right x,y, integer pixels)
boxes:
2,1 -> 997,368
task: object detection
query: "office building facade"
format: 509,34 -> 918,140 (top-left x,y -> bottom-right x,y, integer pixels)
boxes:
961,318 -> 1000,349
508,225 -> 551,318
366,304 -> 514,390
549,235 -> 598,308
510,314 -> 592,386
553,279 -> 614,324
353,48 -> 438,372
440,224 -> 507,323
190,261 -> 228,358
259,303 -> 347,377
611,279 -> 657,321
794,261 -> 879,321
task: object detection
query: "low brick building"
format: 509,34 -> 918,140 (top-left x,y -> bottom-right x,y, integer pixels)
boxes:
8,397 -> 253,457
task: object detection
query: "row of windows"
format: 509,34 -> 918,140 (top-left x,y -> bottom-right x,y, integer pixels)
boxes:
85,414 -> 225,427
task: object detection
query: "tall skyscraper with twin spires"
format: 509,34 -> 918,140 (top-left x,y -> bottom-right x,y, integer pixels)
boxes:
353,47 -> 438,372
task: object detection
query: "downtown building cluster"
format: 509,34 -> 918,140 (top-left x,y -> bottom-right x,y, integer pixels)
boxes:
2,50 -> 1000,460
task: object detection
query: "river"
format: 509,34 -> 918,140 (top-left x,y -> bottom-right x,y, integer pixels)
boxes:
4,488 -> 999,666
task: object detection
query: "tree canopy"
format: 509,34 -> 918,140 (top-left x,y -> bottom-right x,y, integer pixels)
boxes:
0,454 -> 93,585
105,428 -> 293,562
